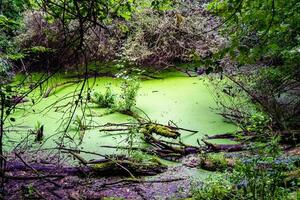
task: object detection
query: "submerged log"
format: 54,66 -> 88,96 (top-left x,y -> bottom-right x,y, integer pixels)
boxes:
43,80 -> 81,98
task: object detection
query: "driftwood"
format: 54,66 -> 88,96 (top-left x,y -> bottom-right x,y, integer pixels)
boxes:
98,121 -> 247,160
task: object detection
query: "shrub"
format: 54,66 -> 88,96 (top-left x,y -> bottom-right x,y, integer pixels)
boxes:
116,78 -> 140,113
90,78 -> 140,114
17,11 -> 122,70
91,86 -> 116,108
122,5 -> 225,66
191,175 -> 232,200
230,145 -> 292,200
205,0 -> 300,132
192,140 -> 296,200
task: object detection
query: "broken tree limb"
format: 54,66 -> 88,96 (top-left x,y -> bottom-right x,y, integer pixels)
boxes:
205,133 -> 236,140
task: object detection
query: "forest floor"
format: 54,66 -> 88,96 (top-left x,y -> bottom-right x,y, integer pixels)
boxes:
4,153 -> 205,200
4,146 -> 300,199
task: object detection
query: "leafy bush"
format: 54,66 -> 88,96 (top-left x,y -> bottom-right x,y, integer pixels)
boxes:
201,153 -> 229,171
191,175 -> 232,200
16,10 -> 122,70
14,1 -> 226,70
205,0 -> 300,131
91,78 -> 140,113
206,0 -> 300,66
117,78 -> 140,113
0,0 -> 30,20
229,142 -> 293,200
192,140 -> 296,200
122,4 -> 225,66
245,113 -> 272,135
0,15 -> 23,60
91,86 -> 116,108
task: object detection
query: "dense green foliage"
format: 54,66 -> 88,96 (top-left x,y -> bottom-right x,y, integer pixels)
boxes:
0,0 -> 299,199
0,0 -> 31,58
205,0 -> 300,132
207,0 -> 300,66
192,140 -> 297,200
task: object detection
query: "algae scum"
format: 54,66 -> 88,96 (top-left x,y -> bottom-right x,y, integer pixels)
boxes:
5,73 -> 238,156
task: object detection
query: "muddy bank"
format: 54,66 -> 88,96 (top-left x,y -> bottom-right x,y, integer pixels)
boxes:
4,153 -> 205,200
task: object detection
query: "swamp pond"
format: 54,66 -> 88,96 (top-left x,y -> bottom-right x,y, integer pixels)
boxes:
5,72 -> 238,159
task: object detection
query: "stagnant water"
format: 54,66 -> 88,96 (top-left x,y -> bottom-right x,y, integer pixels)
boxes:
4,72 -> 238,159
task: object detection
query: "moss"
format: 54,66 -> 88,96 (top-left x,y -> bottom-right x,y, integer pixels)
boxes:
92,162 -> 115,171
146,124 -> 180,139
199,154 -> 232,171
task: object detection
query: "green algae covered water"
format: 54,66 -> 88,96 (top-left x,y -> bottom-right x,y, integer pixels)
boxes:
4,72 -> 238,157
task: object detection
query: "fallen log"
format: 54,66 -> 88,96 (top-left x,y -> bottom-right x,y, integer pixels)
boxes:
6,158 -> 167,177
205,133 -> 236,140
6,162 -> 92,175
202,139 -> 246,152
205,131 -> 257,140
143,132 -> 201,160
145,124 -> 180,139
199,156 -> 236,171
